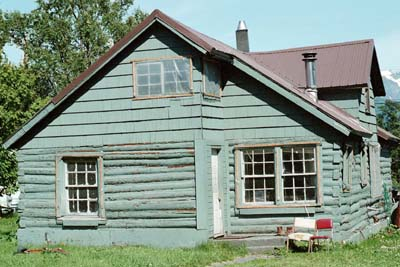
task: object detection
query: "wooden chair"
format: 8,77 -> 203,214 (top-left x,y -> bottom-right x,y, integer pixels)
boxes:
286,217 -> 316,252
310,218 -> 334,252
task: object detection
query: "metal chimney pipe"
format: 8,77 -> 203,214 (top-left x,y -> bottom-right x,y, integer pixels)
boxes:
236,20 -> 249,52
302,52 -> 317,101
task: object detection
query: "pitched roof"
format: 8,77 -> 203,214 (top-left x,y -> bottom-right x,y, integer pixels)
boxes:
247,40 -> 385,96
377,126 -> 400,144
4,9 -> 374,149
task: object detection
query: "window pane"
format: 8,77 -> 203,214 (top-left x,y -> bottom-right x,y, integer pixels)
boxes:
77,163 -> 85,171
305,176 -> 315,187
245,191 -> 253,202
137,75 -> 148,85
265,178 -> 274,189
137,85 -> 149,96
283,162 -> 292,174
67,163 -> 75,171
79,189 -> 87,199
284,189 -> 294,201
266,190 -> 275,202
253,152 -> 263,162
135,58 -> 190,97
284,177 -> 293,188
304,147 -> 314,160
306,188 -> 316,200
264,163 -> 274,174
68,173 -> 76,185
79,201 -> 88,212
264,151 -> 274,162
244,152 -> 252,163
255,190 -> 265,202
305,161 -> 315,173
282,149 -> 292,160
294,161 -> 303,173
69,201 -> 77,212
136,64 -> 148,75
254,163 -> 263,175
88,173 -> 96,185
245,164 -> 253,175
293,148 -> 303,160
89,188 -> 98,199
89,201 -> 98,212
149,63 -> 161,73
77,173 -> 86,185
150,85 -> 162,95
295,189 -> 305,201
69,188 -> 77,199
254,178 -> 264,189
150,74 -> 161,84
295,176 -> 304,187
87,162 -> 96,171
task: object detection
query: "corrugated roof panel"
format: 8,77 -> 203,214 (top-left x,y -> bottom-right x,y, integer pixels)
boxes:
248,40 -> 374,89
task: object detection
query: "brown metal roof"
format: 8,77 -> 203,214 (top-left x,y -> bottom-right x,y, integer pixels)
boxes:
377,126 -> 400,144
247,40 -> 385,96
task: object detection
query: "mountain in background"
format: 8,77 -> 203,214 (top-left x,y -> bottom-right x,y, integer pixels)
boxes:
377,70 -> 400,110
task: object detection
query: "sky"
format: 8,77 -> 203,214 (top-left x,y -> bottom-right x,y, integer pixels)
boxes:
2,0 -> 400,71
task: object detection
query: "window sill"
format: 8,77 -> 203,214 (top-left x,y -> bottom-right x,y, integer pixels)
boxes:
57,216 -> 106,227
132,93 -> 193,100
236,205 -> 318,215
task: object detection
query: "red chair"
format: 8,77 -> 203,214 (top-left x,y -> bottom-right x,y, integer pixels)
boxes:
310,218 -> 333,252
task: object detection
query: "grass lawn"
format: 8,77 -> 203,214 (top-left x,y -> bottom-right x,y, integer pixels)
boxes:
2,215 -> 400,267
0,215 -> 246,267
232,227 -> 400,267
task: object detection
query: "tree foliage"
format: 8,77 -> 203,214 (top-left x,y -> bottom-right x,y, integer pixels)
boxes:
0,0 -> 147,192
0,63 -> 48,193
377,100 -> 400,186
5,0 -> 147,96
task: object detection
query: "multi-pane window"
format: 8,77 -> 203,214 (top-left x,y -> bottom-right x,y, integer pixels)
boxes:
243,148 -> 275,203
204,60 -> 221,96
240,145 -> 318,205
135,57 -> 191,97
282,147 -> 316,202
65,160 -> 98,215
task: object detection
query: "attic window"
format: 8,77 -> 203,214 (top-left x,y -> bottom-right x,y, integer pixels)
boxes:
133,57 -> 192,98
203,59 -> 221,97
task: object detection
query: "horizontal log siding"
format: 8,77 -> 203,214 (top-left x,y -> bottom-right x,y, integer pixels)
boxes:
23,25 -> 203,149
17,141 -> 196,229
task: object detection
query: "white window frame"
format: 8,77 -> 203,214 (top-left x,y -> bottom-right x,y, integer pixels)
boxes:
64,159 -> 99,215
56,154 -> 105,225
235,142 -> 321,208
133,56 -> 193,99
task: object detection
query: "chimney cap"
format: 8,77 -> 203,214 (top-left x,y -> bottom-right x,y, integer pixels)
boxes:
237,20 -> 248,31
302,52 -> 317,60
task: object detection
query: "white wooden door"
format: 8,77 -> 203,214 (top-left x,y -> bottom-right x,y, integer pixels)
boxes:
212,149 -> 224,237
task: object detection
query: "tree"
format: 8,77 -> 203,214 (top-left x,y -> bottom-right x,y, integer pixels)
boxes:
0,63 -> 47,193
377,100 -> 400,186
6,0 -> 147,96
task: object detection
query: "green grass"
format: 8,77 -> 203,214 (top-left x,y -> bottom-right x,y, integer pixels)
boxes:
232,227 -> 400,267
3,215 -> 400,267
0,215 -> 247,267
